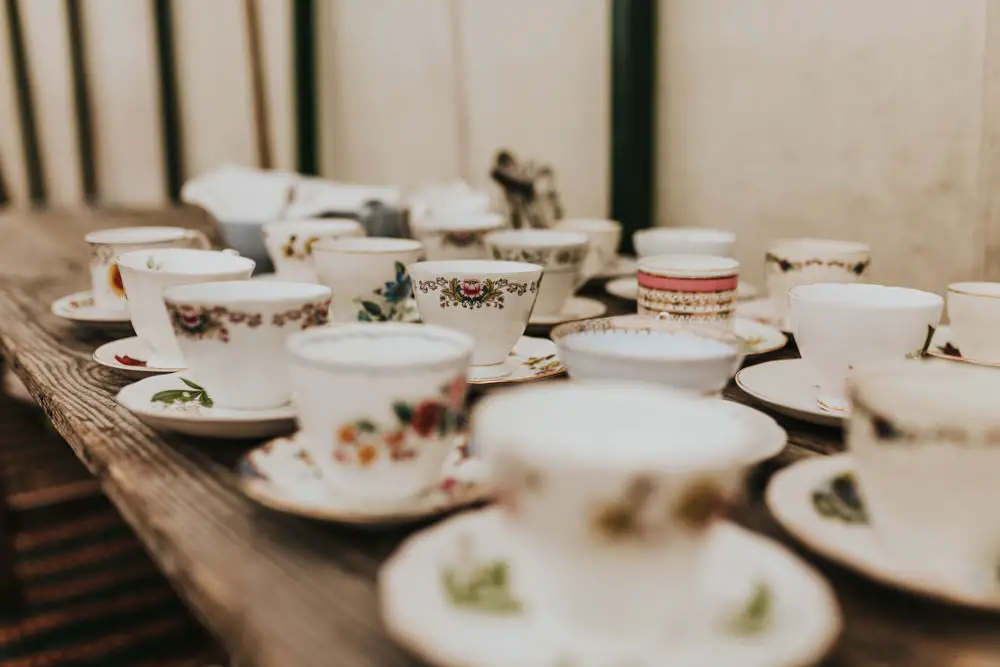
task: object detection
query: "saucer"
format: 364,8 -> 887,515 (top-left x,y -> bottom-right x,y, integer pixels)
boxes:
734,359 -> 845,428
117,372 -> 295,438
93,337 -> 185,376
767,454 -> 1000,611
735,318 -> 787,356
379,507 -> 841,667
736,298 -> 793,334
926,325 -> 1000,368
528,297 -> 607,325
594,254 -> 638,279
605,277 -> 761,302
718,400 -> 788,463
51,291 -> 132,328
237,433 -> 490,525
468,337 -> 566,385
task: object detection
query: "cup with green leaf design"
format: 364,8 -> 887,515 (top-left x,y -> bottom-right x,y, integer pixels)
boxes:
262,218 -> 365,282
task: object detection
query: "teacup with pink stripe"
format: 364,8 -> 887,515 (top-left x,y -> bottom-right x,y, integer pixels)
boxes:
636,255 -> 740,329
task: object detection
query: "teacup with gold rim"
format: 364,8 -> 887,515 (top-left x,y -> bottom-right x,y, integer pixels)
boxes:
636,255 -> 740,329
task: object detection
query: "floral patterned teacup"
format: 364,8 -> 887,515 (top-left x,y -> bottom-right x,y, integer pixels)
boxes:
410,213 -> 505,261
312,237 -> 424,322
118,249 -> 256,368
637,254 -> 740,329
554,218 -> 622,281
163,280 -> 331,410
262,219 -> 365,282
409,260 -> 542,379
287,323 -> 474,501
473,381 -> 749,657
485,229 -> 589,317
86,226 -> 210,312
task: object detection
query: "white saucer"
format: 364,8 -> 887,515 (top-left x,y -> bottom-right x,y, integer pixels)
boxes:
237,433 -> 491,525
51,290 -> 132,328
251,272 -> 285,281
926,325 -> 1000,368
468,337 -> 566,385
93,337 -> 185,376
735,359 -> 845,428
605,277 -> 761,302
379,507 -> 841,667
735,318 -> 787,356
117,372 -> 295,438
718,400 -> 788,463
736,298 -> 792,334
594,254 -> 638,279
767,454 -> 1000,611
528,297 -> 607,325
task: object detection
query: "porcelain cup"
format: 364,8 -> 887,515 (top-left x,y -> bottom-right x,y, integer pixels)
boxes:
262,219 -> 365,282
551,315 -> 746,395
473,381 -> 749,658
790,283 -> 942,412
287,323 -> 473,501
554,218 -> 622,281
633,227 -> 735,259
636,255 -> 740,329
485,229 -> 589,317
409,260 -> 542,379
118,249 -> 256,368
163,280 -> 331,409
410,213 -> 505,261
313,237 -> 424,322
766,238 -> 871,329
848,360 -> 1000,595
946,282 -> 1000,363
86,226 -> 210,311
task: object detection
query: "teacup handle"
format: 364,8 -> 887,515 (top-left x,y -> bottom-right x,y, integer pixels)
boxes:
184,229 -> 212,250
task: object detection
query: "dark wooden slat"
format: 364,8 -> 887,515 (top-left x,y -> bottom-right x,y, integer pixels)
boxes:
244,0 -> 273,170
0,153 -> 9,206
151,0 -> 183,201
293,0 -> 317,175
3,0 -> 45,206
64,0 -> 98,202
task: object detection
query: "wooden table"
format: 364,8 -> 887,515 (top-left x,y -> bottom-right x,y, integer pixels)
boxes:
1,207 -> 998,667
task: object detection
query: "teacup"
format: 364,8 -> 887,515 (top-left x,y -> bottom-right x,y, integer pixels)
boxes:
86,226 -> 210,311
633,227 -> 735,259
551,315 -> 746,395
554,218 -> 622,281
636,255 -> 740,329
766,238 -> 871,328
118,249 -> 256,368
287,323 -> 473,501
163,280 -> 331,410
313,237 -> 424,322
473,381 -> 749,657
262,219 -> 365,282
848,361 -> 1000,595
485,229 -> 589,317
410,213 -> 505,261
408,260 -> 542,379
790,283 -> 943,412
946,282 -> 1000,363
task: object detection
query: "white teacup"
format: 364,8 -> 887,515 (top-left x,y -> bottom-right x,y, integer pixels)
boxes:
554,218 -> 622,280
163,280 -> 332,410
474,381 -> 749,658
636,255 -> 740,329
766,238 -> 871,329
409,260 -> 542,379
411,213 -> 505,261
947,282 -> 1000,363
848,361 -> 1000,595
118,249 -> 256,368
86,226 -> 210,311
262,219 -> 365,282
287,323 -> 473,501
790,283 -> 943,412
633,227 -> 735,259
485,229 -> 589,317
313,237 -> 424,322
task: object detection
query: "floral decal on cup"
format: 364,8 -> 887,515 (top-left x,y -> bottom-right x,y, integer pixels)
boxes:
333,376 -> 467,467
356,261 -> 413,322
765,253 -> 869,276
108,264 -> 126,298
416,277 -> 539,310
440,231 -> 486,249
166,300 -> 331,343
281,235 -> 322,260
490,245 -> 586,267
591,476 -> 725,543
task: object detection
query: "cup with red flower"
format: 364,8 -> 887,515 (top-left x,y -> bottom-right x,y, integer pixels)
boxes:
410,213 -> 504,261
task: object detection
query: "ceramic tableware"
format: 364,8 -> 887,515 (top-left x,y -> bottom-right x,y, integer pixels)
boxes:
633,227 -> 735,259
927,325 -> 1000,367
409,260 -> 542,380
116,372 -> 296,438
50,291 -> 132,329
946,282 -> 1000,364
313,237 -> 424,322
734,318 -> 788,356
527,296 -> 606,326
162,280 -> 331,410
636,255 -> 740,329
553,218 -> 622,281
411,213 -> 505,261
262,219 -> 365,282
93,336 -> 185,376
595,254 -> 638,279
117,248 -> 256,368
287,323 -> 474,502
606,276 -> 760,302
766,238 -> 871,329
789,283 -> 942,413
85,226 -> 210,311
735,359 -> 844,427
468,336 -> 565,386
485,229 -> 589,318
736,297 -> 788,332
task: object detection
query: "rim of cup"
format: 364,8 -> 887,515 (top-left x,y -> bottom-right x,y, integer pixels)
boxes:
948,282 -> 1000,299
117,248 -> 256,274
261,219 -> 363,237
638,254 -> 739,276
413,213 -> 504,232
163,280 -> 331,306
409,259 -> 542,277
287,323 -> 474,374
768,238 -> 871,255
85,226 -> 192,245
789,282 -> 943,310
633,227 -> 736,243
312,236 -> 423,255
485,229 -> 589,248
555,218 -> 621,232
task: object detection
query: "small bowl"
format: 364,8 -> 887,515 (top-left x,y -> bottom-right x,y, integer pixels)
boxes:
551,315 -> 747,395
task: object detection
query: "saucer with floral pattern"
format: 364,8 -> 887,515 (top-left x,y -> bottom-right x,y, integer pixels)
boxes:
468,337 -> 566,385
51,290 -> 132,329
926,325 -> 1000,369
93,337 -> 184,376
